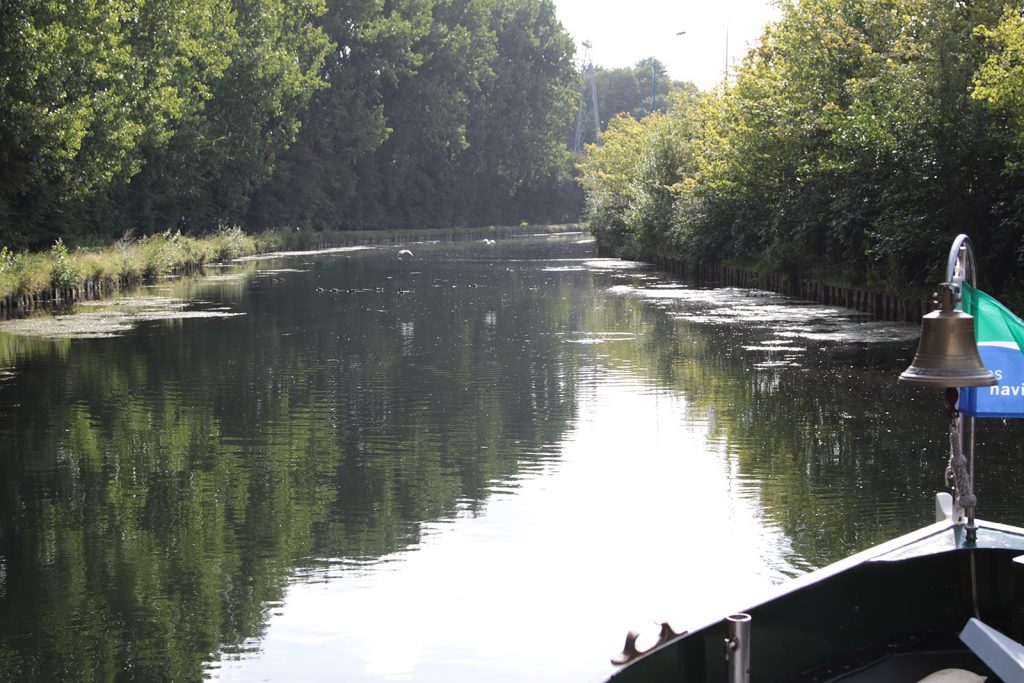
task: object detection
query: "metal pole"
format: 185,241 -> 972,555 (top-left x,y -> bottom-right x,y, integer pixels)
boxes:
967,416 -> 977,542
945,234 -> 979,543
724,0 -> 730,82
652,61 -> 657,113
573,42 -> 601,154
725,613 -> 751,683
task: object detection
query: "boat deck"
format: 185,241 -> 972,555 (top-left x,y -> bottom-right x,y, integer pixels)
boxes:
797,633 -> 996,681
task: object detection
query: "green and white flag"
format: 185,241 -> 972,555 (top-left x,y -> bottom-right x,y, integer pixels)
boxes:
961,282 -> 1024,417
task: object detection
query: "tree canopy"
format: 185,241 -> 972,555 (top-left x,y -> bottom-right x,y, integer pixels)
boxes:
579,0 -> 1024,304
591,60 -> 696,128
0,0 -> 582,248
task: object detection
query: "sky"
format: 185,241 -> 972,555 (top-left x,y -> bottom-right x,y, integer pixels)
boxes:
552,0 -> 782,91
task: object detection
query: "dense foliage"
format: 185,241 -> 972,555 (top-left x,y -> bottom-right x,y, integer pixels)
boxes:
579,0 -> 1024,302
0,0 -> 581,248
590,60 -> 696,129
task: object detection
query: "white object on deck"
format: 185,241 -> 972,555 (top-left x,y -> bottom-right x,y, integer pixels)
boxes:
959,617 -> 1024,683
916,669 -> 986,682
936,492 -> 954,522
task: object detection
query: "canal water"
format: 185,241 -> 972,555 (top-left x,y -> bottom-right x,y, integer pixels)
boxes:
1,234 -> 1022,682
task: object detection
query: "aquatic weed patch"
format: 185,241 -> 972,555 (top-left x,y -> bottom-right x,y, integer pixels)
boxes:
0,296 -> 244,339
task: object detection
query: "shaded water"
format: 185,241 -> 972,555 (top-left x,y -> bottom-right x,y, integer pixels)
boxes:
1,235 -> 1022,681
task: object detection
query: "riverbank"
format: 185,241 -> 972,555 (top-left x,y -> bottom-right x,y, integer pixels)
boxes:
0,224 -> 581,313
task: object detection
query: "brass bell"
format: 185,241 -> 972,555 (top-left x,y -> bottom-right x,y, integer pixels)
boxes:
899,283 -> 997,388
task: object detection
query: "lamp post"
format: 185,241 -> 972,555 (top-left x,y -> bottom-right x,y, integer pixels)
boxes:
650,32 -> 686,115
724,0 -> 730,82
651,59 -> 657,113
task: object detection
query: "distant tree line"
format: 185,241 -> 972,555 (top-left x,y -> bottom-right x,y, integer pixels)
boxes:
0,0 -> 582,249
590,59 -> 696,130
579,0 -> 1024,304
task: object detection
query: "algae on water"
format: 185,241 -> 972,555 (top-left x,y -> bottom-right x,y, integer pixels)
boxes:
0,296 -> 244,339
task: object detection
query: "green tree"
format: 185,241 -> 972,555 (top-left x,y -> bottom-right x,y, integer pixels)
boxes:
578,113 -> 647,254
453,0 -> 579,224
247,0 -> 425,229
116,0 -> 331,232
0,0 -> 330,244
252,0 -> 580,230
974,8 -> 1024,137
578,88 -> 703,259
591,60 -> 695,129
0,0 -> 230,245
581,0 -> 1024,297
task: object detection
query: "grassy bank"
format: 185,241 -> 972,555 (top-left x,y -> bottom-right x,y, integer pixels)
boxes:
0,224 -> 582,311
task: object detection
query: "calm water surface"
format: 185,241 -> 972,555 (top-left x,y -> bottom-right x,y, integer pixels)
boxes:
1,235 -> 1022,682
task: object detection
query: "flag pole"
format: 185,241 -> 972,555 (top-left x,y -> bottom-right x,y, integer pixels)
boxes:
946,234 -> 979,543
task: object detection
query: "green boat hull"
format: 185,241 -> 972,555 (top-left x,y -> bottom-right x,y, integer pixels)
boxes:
607,520 -> 1024,682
